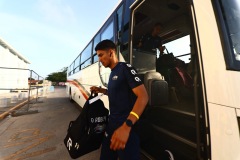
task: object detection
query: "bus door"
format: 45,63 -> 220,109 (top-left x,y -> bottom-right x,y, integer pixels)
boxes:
193,0 -> 240,159
129,0 -> 209,159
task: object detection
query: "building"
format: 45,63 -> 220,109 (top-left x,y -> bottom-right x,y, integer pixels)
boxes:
0,37 -> 30,94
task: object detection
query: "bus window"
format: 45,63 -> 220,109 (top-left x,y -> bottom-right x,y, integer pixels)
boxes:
93,34 -> 101,50
164,35 -> 191,63
117,4 -> 129,63
101,21 -> 114,41
67,66 -> 71,76
117,5 -> 123,33
122,0 -> 135,44
119,0 -> 135,63
74,55 -> 80,73
92,33 -> 100,64
81,58 -> 91,69
213,0 -> 240,70
98,57 -> 111,87
92,33 -> 101,63
70,62 -> 74,74
99,21 -> 113,87
81,42 -> 92,69
93,54 -> 98,64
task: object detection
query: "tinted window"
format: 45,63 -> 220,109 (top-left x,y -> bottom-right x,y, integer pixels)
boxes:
71,63 -> 74,72
101,21 -> 114,41
81,58 -> 91,69
122,0 -> 134,44
74,55 -> 80,73
93,54 -> 98,63
92,33 -> 101,63
68,66 -> 71,76
81,42 -> 92,63
69,63 -> 74,75
117,5 -> 123,32
93,34 -> 101,52
74,66 -> 80,73
213,0 -> 240,70
123,0 -> 134,27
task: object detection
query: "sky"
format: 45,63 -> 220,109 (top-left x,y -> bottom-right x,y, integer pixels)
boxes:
0,0 -> 120,78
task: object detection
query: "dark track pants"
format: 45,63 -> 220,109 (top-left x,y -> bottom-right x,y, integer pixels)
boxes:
100,122 -> 140,160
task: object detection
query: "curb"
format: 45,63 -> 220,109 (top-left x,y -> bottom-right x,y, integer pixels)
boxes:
0,99 -> 29,120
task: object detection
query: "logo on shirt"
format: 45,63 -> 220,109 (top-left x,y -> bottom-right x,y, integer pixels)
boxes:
126,64 -> 132,67
112,75 -> 118,80
126,63 -> 141,82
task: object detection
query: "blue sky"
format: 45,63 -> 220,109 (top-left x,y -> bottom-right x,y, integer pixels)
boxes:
0,0 -> 120,78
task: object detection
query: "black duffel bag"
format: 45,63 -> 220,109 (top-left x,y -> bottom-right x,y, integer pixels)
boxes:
64,93 -> 109,159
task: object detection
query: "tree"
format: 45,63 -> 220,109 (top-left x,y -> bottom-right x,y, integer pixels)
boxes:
46,67 -> 67,84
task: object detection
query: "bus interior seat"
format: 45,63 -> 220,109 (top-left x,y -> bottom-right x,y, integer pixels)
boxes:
144,71 -> 168,106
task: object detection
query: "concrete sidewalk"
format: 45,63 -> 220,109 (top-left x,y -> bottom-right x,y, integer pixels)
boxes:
0,86 -> 101,160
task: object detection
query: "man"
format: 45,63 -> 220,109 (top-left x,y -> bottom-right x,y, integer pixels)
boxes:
137,22 -> 165,55
90,40 -> 148,160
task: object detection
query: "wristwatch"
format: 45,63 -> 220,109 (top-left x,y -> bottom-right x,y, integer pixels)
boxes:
125,119 -> 133,127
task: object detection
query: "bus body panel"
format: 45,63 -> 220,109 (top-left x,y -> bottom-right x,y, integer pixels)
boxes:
193,0 -> 240,108
208,103 -> 240,160
194,0 -> 240,159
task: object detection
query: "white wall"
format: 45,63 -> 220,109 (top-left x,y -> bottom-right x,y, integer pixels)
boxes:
0,43 -> 29,94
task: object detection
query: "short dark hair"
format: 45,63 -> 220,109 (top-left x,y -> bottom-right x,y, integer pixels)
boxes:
95,39 -> 116,51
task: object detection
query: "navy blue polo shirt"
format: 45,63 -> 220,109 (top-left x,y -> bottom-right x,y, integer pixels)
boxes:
107,62 -> 142,124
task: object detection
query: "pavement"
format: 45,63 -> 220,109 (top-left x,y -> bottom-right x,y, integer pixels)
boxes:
0,86 -> 101,160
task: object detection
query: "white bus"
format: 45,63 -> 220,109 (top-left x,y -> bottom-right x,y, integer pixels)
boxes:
66,0 -> 240,159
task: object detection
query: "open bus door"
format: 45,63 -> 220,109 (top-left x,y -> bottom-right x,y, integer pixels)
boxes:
129,0 -> 210,159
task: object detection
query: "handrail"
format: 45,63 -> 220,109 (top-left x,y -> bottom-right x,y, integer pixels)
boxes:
175,53 -> 191,58
152,123 -> 197,148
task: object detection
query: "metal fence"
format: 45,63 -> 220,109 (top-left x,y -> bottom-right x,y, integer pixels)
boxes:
0,67 -> 53,119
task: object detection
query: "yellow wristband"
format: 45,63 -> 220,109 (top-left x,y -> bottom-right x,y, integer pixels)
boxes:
130,111 -> 139,120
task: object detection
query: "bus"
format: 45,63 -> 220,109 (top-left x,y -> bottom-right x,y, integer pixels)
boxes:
66,0 -> 240,159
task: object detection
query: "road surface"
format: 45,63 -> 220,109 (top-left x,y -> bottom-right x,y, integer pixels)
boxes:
0,86 -> 100,160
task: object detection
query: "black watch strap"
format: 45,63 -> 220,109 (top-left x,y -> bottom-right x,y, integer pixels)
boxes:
125,119 -> 133,127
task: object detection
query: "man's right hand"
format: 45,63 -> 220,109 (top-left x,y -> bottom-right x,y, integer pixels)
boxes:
90,86 -> 100,93
90,86 -> 107,95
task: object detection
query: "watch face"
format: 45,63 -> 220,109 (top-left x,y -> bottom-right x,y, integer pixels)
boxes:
126,119 -> 133,127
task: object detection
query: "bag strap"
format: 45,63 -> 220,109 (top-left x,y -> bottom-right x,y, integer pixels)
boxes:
85,91 -> 96,133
